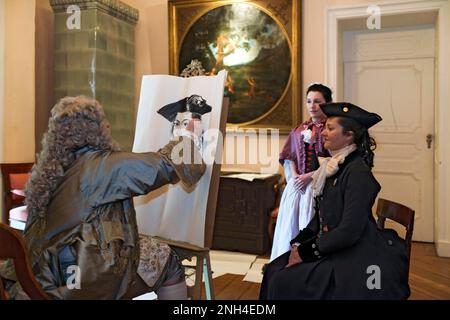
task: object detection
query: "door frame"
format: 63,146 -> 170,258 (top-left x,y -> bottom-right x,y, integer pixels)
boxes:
325,0 -> 450,257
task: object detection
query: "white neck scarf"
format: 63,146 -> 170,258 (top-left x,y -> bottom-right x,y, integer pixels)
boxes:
311,144 -> 357,197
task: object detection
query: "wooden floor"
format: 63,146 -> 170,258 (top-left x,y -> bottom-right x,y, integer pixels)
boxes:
409,242 -> 450,299
200,242 -> 450,300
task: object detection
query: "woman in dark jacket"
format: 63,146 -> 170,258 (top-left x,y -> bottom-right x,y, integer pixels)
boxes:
260,102 -> 410,300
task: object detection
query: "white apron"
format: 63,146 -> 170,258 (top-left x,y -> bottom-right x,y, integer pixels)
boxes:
269,176 -> 315,261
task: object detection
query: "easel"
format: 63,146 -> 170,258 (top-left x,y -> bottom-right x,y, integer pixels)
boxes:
157,97 -> 228,300
155,237 -> 214,299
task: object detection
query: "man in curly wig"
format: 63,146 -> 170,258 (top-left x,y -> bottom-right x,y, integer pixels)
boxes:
11,96 -> 205,299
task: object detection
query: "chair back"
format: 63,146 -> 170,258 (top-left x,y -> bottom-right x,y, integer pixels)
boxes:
0,222 -> 48,299
0,163 -> 33,224
376,198 -> 415,274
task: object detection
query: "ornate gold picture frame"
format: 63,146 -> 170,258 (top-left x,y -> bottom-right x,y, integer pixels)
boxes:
169,0 -> 301,133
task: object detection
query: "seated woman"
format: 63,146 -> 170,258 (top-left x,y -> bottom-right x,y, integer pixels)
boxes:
3,96 -> 206,300
259,102 -> 410,300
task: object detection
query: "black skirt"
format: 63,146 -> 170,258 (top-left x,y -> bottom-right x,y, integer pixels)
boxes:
260,227 -> 410,300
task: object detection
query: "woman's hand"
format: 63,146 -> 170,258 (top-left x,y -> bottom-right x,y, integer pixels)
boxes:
285,246 -> 303,268
293,171 -> 314,192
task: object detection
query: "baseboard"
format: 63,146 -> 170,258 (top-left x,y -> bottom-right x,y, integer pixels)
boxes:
435,240 -> 450,258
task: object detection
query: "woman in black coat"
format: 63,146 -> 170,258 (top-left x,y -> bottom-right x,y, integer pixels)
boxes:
260,102 -> 410,300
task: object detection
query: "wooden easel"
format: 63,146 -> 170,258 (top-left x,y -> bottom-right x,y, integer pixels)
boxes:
154,237 -> 214,299
157,97 -> 228,300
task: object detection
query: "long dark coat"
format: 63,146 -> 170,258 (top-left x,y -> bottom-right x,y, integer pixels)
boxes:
20,137 -> 205,299
260,151 -> 410,299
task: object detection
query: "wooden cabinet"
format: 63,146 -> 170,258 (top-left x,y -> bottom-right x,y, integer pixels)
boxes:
212,173 -> 281,255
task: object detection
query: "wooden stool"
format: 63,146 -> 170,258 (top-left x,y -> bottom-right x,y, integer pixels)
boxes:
155,237 -> 214,300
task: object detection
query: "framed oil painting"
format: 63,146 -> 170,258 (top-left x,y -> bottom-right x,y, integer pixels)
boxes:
169,0 -> 301,133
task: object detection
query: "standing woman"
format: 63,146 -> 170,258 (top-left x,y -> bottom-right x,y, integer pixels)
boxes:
270,84 -> 332,261
260,102 -> 410,299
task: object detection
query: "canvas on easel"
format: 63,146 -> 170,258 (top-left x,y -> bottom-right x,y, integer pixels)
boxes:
132,70 -> 227,249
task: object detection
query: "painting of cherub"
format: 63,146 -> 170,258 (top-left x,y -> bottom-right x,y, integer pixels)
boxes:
178,3 -> 291,124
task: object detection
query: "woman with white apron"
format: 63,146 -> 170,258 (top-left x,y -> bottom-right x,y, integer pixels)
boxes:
270,83 -> 332,261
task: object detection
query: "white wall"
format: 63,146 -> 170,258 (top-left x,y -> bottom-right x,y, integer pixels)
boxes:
0,0 -> 5,163
0,0 -> 5,223
2,0 -> 35,163
0,0 -> 36,223
122,0 -> 168,120
435,0 -> 450,257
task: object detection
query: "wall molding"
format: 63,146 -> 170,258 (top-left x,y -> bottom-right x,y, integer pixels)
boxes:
325,0 -> 450,257
50,0 -> 139,25
436,240 -> 450,257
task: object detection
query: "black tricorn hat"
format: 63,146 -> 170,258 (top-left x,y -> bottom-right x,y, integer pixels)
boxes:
157,94 -> 212,122
319,102 -> 382,129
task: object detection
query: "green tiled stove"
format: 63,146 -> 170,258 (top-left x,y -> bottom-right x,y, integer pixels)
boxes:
50,0 -> 139,151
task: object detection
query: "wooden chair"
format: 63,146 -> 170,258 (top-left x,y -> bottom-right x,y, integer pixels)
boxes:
0,222 -> 49,299
375,198 -> 415,275
0,163 -> 33,225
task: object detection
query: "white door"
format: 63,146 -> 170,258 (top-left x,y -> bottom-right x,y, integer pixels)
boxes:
343,26 -> 435,242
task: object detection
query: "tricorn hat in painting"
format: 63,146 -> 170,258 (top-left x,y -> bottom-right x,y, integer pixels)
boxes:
157,95 -> 212,122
